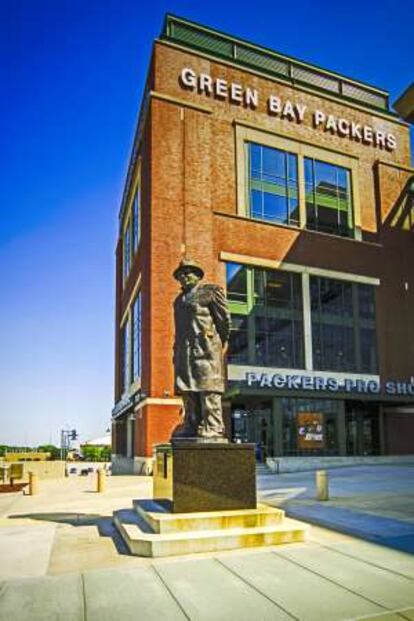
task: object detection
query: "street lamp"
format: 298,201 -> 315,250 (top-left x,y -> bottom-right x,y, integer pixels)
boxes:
60,427 -> 78,461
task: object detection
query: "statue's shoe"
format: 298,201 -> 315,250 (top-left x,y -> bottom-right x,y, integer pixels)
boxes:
171,425 -> 197,439
197,427 -> 226,439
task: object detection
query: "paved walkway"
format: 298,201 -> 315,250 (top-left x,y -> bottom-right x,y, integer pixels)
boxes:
0,468 -> 413,620
258,465 -> 414,554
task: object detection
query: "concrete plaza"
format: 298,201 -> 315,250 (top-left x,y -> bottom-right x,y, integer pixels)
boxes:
0,465 -> 414,620
259,464 -> 414,554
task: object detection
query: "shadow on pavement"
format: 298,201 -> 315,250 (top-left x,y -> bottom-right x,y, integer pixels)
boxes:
8,512 -> 130,555
282,502 -> 414,555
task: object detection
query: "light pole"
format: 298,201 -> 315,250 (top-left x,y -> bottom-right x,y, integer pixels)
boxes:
60,428 -> 78,461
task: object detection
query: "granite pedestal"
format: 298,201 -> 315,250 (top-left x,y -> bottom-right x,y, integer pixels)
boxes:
153,441 -> 256,513
113,441 -> 309,557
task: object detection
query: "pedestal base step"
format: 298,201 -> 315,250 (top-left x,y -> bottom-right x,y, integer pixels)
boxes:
134,500 -> 286,534
114,503 -> 308,558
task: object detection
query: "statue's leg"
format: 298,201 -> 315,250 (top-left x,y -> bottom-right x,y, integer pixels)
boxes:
181,392 -> 199,436
198,392 -> 225,438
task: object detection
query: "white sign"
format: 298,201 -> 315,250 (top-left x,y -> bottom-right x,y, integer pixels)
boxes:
179,68 -> 397,151
244,371 -> 414,396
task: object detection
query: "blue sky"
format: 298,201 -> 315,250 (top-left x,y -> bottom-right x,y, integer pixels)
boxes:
0,0 -> 412,446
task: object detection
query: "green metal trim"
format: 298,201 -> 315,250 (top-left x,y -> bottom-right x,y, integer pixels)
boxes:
160,13 -> 389,100
157,38 -> 401,123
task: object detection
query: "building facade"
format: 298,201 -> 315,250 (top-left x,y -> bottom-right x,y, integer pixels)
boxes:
112,16 -> 414,474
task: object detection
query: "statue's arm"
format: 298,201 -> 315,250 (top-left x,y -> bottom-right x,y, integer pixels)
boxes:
173,298 -> 180,365
206,285 -> 231,346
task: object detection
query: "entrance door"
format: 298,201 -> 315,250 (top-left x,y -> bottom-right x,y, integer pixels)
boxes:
345,402 -> 380,455
231,402 -> 273,459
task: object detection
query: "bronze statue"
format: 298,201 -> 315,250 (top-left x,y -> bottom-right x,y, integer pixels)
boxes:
172,259 -> 231,439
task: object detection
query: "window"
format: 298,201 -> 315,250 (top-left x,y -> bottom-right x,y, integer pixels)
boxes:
120,290 -> 143,395
310,276 -> 378,373
122,169 -> 141,286
248,143 -> 299,226
305,159 -> 353,237
227,262 -> 248,304
132,292 -> 142,380
238,126 -> 360,239
226,263 -> 304,368
123,221 -> 131,284
228,315 -> 249,364
358,285 -> 378,373
120,319 -> 130,394
132,187 -> 140,253
226,260 -> 378,374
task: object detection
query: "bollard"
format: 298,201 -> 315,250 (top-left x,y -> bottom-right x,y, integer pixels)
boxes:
97,469 -> 106,493
316,470 -> 329,501
29,472 -> 39,496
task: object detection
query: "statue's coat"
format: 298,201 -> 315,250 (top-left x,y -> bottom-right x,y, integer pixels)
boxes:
173,284 -> 231,393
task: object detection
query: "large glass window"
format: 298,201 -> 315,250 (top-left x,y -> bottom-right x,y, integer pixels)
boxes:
248,143 -> 299,226
245,140 -> 356,238
226,263 -> 304,368
227,263 -> 248,304
228,315 -> 249,364
227,263 -> 378,374
123,222 -> 131,283
132,188 -> 140,253
310,276 -> 378,373
132,292 -> 142,380
120,319 -> 130,394
305,158 -> 353,237
122,181 -> 141,286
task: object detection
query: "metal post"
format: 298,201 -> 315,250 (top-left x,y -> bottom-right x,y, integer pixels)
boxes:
29,472 -> 39,495
316,470 -> 329,501
97,469 -> 106,493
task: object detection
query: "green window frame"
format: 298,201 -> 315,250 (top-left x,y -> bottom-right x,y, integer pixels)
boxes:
122,220 -> 131,284
120,318 -> 130,394
244,138 -> 357,239
122,165 -> 141,287
310,276 -> 378,373
227,262 -> 305,369
305,158 -> 353,237
132,186 -> 141,253
132,292 -> 142,381
247,142 -> 299,226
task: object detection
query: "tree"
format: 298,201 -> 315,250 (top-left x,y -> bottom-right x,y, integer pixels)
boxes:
101,446 -> 111,461
37,445 -> 61,460
82,446 -> 103,461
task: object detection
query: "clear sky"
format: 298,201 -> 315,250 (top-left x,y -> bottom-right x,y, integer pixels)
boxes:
0,0 -> 412,447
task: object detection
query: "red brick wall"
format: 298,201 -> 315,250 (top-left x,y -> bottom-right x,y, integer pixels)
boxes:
385,413 -> 414,454
115,40 -> 413,456
135,403 -> 183,457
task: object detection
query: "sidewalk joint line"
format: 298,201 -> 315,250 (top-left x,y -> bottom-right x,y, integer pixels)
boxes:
396,608 -> 414,621
270,548 -> 390,611
349,606 -> 414,620
214,557 -> 299,620
150,563 -> 191,620
81,572 -> 87,621
309,540 -> 414,582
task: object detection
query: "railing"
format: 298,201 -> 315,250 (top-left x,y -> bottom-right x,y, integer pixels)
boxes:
162,16 -> 390,114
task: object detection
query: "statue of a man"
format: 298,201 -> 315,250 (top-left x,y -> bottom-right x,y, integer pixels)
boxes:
172,259 -> 231,439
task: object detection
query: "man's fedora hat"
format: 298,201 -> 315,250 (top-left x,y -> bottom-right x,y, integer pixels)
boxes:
173,258 -> 205,280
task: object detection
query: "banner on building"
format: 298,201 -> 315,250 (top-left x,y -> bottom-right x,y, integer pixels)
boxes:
297,412 -> 324,449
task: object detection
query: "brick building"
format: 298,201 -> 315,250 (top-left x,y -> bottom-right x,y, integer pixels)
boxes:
112,15 -> 414,474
